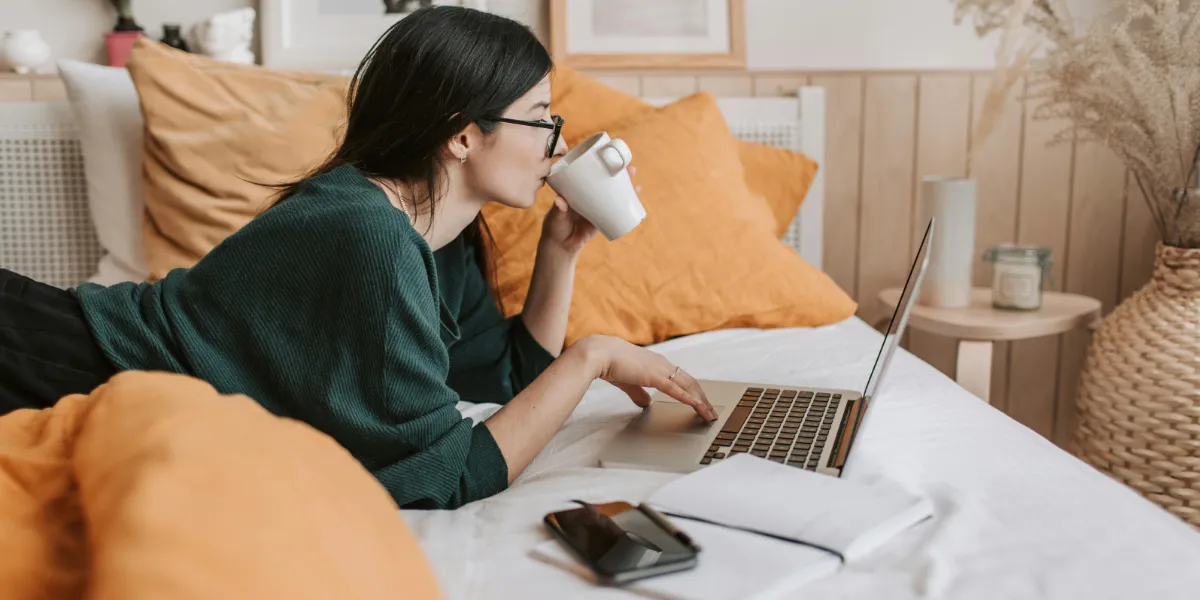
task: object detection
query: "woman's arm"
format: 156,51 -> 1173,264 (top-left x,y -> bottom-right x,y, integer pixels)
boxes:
521,167 -> 639,355
484,335 -> 718,484
518,196 -> 594,356
518,238 -> 578,356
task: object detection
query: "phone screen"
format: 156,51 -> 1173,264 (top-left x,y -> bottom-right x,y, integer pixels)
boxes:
550,503 -> 697,578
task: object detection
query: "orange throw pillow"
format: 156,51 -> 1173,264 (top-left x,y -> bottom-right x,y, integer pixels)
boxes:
551,65 -> 819,237
482,93 -> 855,346
125,39 -> 349,280
0,371 -> 443,600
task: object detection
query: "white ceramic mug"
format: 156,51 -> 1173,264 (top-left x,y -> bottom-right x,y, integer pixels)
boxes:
546,132 -> 646,240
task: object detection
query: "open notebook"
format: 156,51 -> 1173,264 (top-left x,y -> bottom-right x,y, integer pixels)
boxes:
532,454 -> 934,600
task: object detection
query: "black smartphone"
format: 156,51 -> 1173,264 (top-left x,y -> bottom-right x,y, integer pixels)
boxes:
544,500 -> 701,585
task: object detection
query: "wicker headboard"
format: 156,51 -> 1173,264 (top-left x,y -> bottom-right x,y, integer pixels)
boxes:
0,89 -> 827,288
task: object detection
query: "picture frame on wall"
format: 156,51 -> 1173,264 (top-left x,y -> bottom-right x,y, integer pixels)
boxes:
261,0 -> 489,72
549,0 -> 745,69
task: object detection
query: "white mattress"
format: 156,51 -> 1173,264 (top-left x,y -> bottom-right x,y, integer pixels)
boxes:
403,317 -> 1200,599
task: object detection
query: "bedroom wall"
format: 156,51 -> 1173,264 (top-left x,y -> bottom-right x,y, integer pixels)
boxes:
0,0 -> 1145,450
0,0 -> 257,67
0,0 -> 1000,68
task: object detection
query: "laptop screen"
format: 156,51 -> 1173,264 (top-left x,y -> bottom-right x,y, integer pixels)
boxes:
861,218 -> 934,400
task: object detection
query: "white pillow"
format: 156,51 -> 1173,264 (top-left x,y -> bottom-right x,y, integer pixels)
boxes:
57,59 -> 148,285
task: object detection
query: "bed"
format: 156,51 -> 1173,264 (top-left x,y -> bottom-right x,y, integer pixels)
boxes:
420,321 -> 1200,599
401,92 -> 1200,598
3,86 -> 1200,599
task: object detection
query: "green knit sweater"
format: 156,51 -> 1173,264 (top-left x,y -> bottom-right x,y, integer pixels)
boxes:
75,164 -> 556,509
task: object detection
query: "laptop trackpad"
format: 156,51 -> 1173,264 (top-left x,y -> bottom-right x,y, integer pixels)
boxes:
631,402 -> 725,436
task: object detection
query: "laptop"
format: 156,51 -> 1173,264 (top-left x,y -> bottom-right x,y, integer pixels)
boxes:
598,218 -> 934,477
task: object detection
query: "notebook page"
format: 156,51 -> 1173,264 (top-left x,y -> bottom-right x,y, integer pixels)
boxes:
647,454 -> 932,560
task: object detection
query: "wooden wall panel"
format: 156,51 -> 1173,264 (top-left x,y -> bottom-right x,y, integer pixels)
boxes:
968,75 -> 1026,411
590,75 -> 640,96
1008,97 -> 1074,440
753,75 -> 808,97
908,74 -> 973,379
640,75 -> 698,98
857,76 -> 919,325
0,79 -> 33,101
698,75 -> 753,97
811,75 -> 864,298
32,78 -> 67,101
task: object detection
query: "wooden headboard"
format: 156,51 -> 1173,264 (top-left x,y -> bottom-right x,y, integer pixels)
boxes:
642,87 -> 826,269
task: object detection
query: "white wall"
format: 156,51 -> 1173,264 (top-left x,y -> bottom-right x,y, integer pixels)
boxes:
743,0 -> 1121,70
1,0 -> 255,67
0,0 -> 541,68
747,0 -> 998,70
1,0 -> 1114,71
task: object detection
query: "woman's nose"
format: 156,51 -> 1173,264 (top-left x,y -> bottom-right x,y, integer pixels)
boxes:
552,138 -> 568,159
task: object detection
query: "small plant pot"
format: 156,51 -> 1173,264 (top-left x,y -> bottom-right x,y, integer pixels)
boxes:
105,31 -> 143,67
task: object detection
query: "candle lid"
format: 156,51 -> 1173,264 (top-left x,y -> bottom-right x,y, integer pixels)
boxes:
982,243 -> 1051,263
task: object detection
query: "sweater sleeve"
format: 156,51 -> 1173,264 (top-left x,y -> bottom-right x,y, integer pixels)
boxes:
444,242 -> 557,405
364,238 -> 510,510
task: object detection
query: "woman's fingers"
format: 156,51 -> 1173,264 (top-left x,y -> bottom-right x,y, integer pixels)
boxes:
673,369 -> 717,421
614,382 -> 653,408
672,368 -> 712,411
657,368 -> 718,421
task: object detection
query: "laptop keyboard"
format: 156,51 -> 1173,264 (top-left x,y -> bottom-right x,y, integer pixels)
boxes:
701,387 -> 841,470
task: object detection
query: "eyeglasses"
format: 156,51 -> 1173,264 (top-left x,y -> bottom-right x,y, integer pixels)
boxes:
486,114 -> 564,158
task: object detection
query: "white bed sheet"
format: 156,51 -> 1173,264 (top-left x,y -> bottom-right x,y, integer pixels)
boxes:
404,317 -> 1200,599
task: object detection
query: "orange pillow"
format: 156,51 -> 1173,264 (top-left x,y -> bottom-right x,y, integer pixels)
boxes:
482,93 -> 855,346
75,373 -> 444,600
125,39 -> 350,280
551,65 -> 819,237
0,371 -> 443,600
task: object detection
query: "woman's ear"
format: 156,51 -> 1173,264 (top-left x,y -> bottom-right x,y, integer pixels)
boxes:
446,123 -> 481,163
446,134 -> 468,163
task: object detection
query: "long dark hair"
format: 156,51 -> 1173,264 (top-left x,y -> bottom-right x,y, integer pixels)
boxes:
271,6 -> 552,301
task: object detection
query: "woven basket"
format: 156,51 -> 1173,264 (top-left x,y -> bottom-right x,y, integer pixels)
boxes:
1074,243 -> 1200,526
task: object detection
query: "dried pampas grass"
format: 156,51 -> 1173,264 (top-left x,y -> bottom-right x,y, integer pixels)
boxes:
964,0 -> 1039,177
955,0 -> 1076,44
954,0 -> 1200,248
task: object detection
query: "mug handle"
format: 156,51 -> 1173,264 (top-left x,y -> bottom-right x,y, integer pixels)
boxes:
599,139 -> 632,174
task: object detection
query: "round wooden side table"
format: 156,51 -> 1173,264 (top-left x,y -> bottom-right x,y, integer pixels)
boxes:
877,288 -> 1102,404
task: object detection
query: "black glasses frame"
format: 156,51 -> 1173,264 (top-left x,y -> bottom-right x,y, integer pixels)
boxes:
487,114 -> 564,158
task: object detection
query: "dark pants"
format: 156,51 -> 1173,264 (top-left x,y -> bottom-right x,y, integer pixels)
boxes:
0,268 -> 117,414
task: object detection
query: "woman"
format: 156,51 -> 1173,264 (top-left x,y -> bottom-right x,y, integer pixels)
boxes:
0,6 -> 715,509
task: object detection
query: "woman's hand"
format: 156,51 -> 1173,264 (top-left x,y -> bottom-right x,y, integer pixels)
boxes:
575,334 -> 718,421
539,166 -> 640,256
484,332 -> 715,486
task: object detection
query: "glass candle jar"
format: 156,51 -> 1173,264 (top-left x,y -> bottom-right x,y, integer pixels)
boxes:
982,244 -> 1052,310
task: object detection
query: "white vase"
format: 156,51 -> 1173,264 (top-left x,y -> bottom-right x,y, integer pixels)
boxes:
919,176 -> 977,308
3,30 -> 51,74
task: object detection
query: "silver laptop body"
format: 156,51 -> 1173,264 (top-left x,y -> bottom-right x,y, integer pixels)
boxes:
598,218 -> 934,477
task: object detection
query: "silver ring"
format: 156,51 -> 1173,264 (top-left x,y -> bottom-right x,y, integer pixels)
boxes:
668,366 -> 681,382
